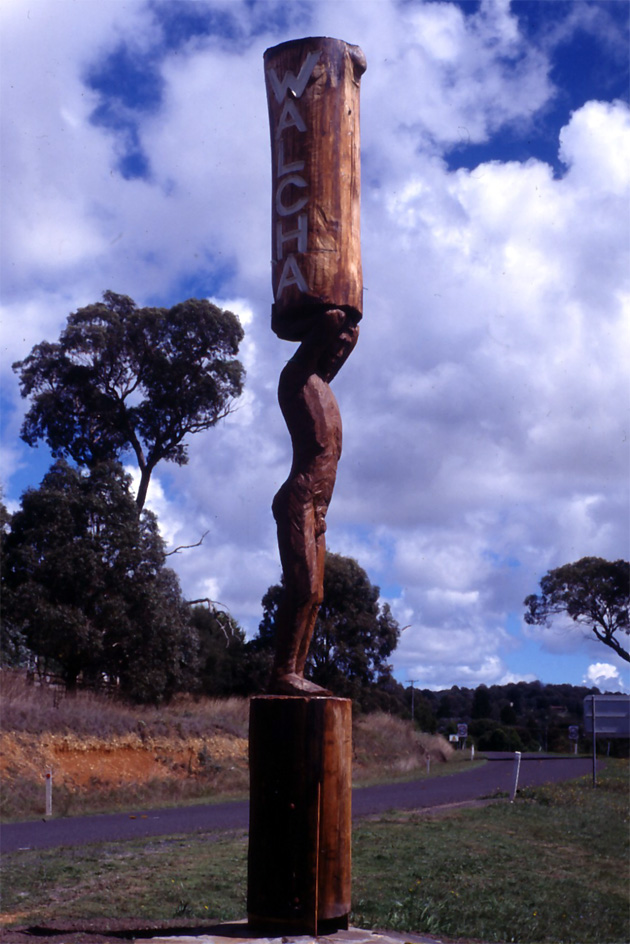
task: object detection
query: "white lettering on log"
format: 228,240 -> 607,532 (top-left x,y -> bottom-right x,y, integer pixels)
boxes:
275,175 -> 308,217
277,213 -> 308,260
268,50 -> 321,299
268,50 -> 321,103
277,254 -> 309,295
275,98 -> 307,138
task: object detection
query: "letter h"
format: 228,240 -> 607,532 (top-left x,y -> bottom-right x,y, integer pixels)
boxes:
276,213 -> 308,261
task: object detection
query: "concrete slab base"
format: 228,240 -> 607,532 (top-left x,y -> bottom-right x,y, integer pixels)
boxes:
145,921 -> 448,944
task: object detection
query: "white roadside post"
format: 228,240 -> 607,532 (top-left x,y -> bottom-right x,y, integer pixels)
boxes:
45,767 -> 52,817
510,751 -> 522,803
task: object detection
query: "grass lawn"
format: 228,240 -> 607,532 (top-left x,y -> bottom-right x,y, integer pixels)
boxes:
2,759 -> 628,943
352,762 -> 629,943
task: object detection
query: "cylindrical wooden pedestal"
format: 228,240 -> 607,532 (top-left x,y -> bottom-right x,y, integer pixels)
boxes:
247,696 -> 352,935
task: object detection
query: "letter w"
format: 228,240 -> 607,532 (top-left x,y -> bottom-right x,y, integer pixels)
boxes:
268,50 -> 321,103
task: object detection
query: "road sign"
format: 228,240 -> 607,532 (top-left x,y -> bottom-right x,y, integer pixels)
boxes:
457,724 -> 468,738
583,695 -> 630,737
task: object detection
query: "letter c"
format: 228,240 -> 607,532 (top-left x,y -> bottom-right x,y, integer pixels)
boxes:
276,175 -> 308,217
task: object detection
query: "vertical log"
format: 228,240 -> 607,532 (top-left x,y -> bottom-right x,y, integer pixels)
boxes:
247,696 -> 352,934
264,37 -> 367,341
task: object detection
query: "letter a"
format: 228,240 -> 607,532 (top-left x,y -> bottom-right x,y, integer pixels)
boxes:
275,99 -> 307,138
277,255 -> 309,297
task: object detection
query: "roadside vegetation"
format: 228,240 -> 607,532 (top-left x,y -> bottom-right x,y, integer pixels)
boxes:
0,671 -> 454,822
2,760 -> 627,943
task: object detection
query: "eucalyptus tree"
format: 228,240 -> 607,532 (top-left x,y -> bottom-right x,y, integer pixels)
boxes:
524,557 -> 629,663
2,460 -> 199,701
13,291 -> 245,509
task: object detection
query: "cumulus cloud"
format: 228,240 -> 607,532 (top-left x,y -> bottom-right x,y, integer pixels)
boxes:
333,91 -> 629,682
1,0 -> 628,689
584,663 -> 627,693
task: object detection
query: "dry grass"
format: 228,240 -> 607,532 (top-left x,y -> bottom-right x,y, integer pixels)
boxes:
352,711 -> 454,783
0,670 -> 251,819
0,670 -> 454,821
0,669 -> 249,739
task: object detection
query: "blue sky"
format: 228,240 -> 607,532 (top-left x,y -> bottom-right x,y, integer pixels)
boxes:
1,0 -> 628,694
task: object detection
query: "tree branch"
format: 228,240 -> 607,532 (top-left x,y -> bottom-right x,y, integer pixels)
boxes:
185,596 -> 230,612
165,530 -> 210,556
184,597 -> 234,646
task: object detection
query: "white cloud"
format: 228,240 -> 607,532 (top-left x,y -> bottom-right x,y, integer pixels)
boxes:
309,0 -> 551,165
559,99 -> 630,191
1,1 -> 628,684
583,663 -> 628,694
125,466 -> 180,547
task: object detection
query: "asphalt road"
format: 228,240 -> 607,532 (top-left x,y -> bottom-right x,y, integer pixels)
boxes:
1,753 -> 597,854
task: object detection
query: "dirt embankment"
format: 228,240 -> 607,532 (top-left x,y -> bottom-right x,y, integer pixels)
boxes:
0,729 -> 248,789
0,672 -> 453,820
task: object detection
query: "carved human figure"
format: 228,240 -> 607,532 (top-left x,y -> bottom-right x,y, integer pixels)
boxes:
269,308 -> 359,696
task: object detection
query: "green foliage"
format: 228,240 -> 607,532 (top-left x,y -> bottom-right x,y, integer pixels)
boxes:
366,674 -> 621,747
524,557 -> 629,663
416,680 -> 625,753
13,291 -> 245,509
500,702 -> 518,725
471,683 -> 493,719
191,605 -> 249,696
315,553 -> 400,693
0,495 -> 31,667
255,552 -> 400,705
2,460 -> 199,702
410,693 -> 438,733
475,723 -> 525,753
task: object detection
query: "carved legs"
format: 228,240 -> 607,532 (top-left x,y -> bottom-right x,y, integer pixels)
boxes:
269,481 -> 331,696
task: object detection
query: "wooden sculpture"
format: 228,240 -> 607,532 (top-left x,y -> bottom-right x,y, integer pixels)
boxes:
264,36 -> 366,696
247,38 -> 365,935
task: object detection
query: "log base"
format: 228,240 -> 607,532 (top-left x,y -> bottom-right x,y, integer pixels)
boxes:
247,696 -> 352,936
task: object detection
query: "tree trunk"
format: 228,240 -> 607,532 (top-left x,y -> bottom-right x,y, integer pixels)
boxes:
135,467 -> 151,511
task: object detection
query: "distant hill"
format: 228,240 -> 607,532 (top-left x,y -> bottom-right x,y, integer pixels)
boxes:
413,680 -> 627,754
